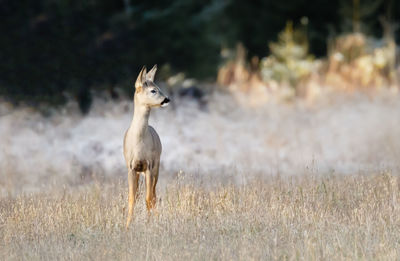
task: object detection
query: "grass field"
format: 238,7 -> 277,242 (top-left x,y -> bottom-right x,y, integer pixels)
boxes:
1,92 -> 400,260
1,172 -> 399,260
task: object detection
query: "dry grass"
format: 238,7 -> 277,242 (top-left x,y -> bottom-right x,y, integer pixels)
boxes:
1,172 -> 400,260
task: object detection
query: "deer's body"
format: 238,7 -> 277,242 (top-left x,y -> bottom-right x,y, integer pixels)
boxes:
124,108 -> 161,172
123,65 -> 169,228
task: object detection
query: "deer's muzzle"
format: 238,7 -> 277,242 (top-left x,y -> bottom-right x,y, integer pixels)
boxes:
161,97 -> 170,107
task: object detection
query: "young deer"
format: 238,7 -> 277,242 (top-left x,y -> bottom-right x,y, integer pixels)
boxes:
123,65 -> 170,228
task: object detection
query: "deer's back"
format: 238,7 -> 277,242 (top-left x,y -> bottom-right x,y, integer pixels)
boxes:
148,125 -> 162,155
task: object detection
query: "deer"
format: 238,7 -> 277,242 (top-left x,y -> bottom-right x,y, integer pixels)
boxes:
123,65 -> 170,228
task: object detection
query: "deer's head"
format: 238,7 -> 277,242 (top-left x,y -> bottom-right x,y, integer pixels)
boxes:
134,65 -> 170,108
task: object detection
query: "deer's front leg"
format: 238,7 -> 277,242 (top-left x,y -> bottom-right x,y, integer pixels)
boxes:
126,169 -> 139,228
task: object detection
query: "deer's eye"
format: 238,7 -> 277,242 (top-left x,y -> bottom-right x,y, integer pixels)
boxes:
150,89 -> 157,94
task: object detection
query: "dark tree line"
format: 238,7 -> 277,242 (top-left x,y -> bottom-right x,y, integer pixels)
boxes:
0,0 -> 398,108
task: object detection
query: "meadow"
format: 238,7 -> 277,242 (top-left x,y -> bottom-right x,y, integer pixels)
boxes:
1,90 -> 400,260
1,173 -> 400,260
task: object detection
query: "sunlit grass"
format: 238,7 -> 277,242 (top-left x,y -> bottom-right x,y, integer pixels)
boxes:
1,172 -> 399,260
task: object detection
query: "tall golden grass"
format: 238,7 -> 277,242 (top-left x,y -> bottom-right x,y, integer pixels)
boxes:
1,172 -> 399,260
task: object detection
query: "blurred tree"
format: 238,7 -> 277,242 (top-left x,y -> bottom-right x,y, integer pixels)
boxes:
0,0 -> 226,109
260,21 -> 315,88
0,0 -> 398,110
225,0 -> 341,58
339,0 -> 384,34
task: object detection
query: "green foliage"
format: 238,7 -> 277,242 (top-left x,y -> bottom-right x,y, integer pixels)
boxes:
0,0 -> 397,108
0,0 -> 225,106
224,0 -> 342,58
339,0 -> 384,33
260,22 -> 315,87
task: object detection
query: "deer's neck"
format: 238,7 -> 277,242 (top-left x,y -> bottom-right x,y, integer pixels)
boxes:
131,101 -> 151,139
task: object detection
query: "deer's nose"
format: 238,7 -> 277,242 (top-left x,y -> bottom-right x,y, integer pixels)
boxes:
161,97 -> 170,107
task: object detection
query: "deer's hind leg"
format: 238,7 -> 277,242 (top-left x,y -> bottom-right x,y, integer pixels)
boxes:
126,169 -> 139,228
145,162 -> 159,211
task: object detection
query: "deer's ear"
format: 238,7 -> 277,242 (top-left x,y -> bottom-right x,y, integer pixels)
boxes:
146,64 -> 157,82
135,66 -> 147,91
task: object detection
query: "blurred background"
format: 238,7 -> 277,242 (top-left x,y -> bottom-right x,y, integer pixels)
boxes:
1,0 -> 399,107
1,0 -> 400,195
